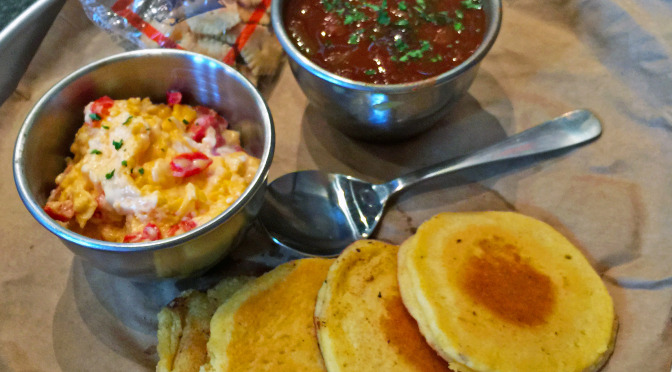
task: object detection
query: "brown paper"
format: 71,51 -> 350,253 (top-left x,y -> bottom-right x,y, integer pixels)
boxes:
1,0 -> 671,370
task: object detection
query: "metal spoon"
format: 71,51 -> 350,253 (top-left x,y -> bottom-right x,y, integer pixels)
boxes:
259,109 -> 602,257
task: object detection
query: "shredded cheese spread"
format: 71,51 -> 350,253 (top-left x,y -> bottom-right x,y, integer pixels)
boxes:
44,94 -> 260,243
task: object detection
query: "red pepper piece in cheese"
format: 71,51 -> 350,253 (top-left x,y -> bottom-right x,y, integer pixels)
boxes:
167,216 -> 198,237
123,223 -> 162,243
170,151 -> 213,178
189,106 -> 228,143
91,96 -> 114,117
44,201 -> 74,222
167,90 -> 182,106
87,96 -> 115,128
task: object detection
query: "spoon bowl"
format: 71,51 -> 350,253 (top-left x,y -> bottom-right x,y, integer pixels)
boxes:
260,172 -> 389,253
259,109 -> 602,256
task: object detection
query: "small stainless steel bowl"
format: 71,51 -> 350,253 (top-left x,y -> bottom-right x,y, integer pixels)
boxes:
13,49 -> 275,280
272,0 -> 501,141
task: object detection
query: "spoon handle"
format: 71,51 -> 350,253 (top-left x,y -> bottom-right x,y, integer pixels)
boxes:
382,109 -> 602,196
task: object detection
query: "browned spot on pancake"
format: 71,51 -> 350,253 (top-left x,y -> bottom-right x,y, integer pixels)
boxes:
226,260 -> 331,369
381,295 -> 453,371
460,236 -> 555,326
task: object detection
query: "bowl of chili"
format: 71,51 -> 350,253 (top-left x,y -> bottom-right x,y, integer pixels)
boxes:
272,0 -> 501,141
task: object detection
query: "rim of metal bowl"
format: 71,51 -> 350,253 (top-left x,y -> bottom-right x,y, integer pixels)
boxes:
13,49 -> 275,253
271,0 -> 502,92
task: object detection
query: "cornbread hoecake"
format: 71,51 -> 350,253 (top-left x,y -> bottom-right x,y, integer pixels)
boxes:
43,94 -> 260,243
201,258 -> 333,372
157,277 -> 253,372
397,211 -> 617,372
314,240 -> 454,371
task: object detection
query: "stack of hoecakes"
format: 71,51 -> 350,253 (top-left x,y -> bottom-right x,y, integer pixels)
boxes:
201,258 -> 332,372
156,212 -> 617,372
157,276 -> 253,372
397,212 -> 617,372
314,239 -> 453,371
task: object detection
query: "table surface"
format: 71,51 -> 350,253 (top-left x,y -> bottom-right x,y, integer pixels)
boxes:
1,0 -> 671,371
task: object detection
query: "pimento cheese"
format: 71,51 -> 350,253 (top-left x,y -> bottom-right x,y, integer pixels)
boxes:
44,93 -> 260,243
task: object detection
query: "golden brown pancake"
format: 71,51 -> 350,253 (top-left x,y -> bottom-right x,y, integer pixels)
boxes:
201,258 -> 333,372
397,212 -> 617,372
315,240 -> 454,371
157,276 -> 252,372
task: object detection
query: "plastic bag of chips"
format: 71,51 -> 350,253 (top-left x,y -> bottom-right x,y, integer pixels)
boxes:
79,0 -> 284,86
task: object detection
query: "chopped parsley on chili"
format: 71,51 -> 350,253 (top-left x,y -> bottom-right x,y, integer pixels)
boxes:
284,0 -> 486,83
